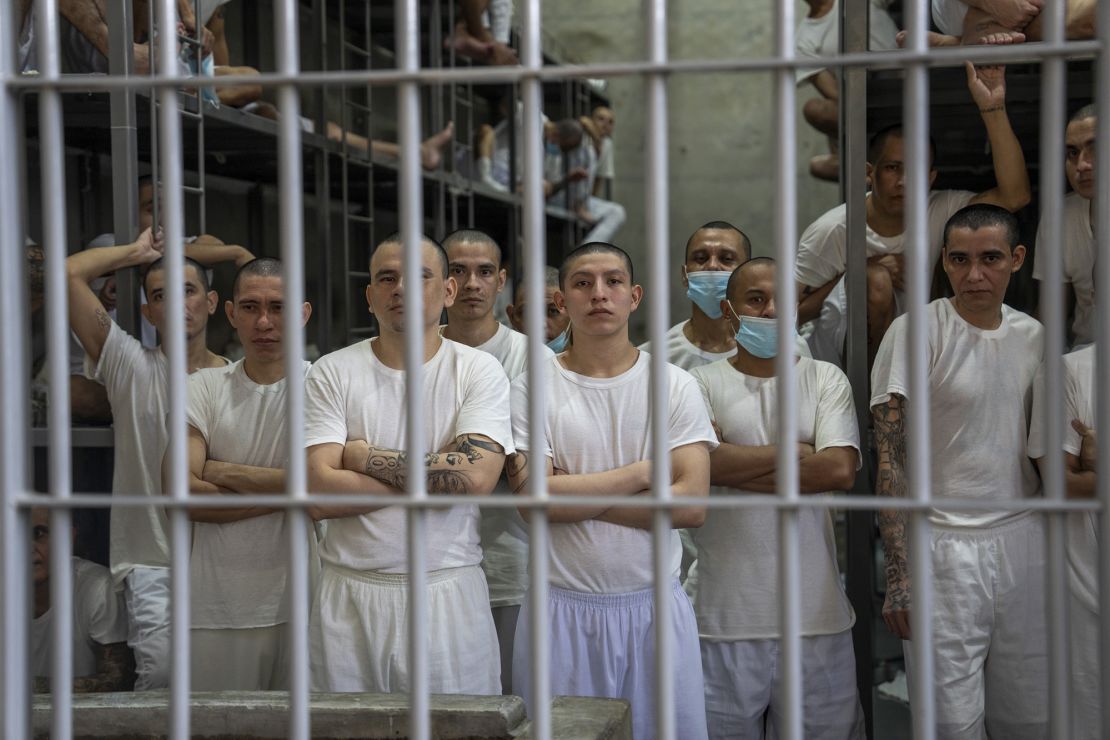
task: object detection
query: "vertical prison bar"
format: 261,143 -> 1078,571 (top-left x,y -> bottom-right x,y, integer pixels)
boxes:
1098,0 -> 1110,735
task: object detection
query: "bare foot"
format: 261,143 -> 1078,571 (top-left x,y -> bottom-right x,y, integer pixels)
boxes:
967,29 -> 1026,45
809,153 -> 839,182
420,122 -> 455,170
897,29 -> 961,48
444,25 -> 494,61
489,42 -> 519,66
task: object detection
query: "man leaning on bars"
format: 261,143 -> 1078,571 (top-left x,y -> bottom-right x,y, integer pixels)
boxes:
506,242 -> 715,740
304,233 -> 512,694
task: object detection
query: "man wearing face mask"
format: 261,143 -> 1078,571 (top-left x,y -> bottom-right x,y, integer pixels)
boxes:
689,257 -> 864,738
506,266 -> 571,353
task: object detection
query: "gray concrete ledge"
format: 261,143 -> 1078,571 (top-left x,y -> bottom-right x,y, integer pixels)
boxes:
31,690 -> 632,739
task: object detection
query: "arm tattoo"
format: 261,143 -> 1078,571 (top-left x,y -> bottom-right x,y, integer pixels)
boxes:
874,396 -> 911,611
506,452 -> 529,493
95,307 -> 112,331
361,436 -> 500,494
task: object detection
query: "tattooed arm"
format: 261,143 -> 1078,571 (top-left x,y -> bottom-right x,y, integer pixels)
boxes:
65,228 -> 162,364
341,434 -> 506,496
874,394 -> 912,640
34,642 -> 136,694
306,442 -> 401,520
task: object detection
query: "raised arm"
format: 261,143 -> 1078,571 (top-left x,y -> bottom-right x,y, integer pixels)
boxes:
596,442 -> 711,530
965,58 -> 1031,212
306,442 -> 401,520
505,450 -> 651,523
185,236 -> 255,269
66,229 -> 162,364
342,433 -> 506,496
874,395 -> 912,640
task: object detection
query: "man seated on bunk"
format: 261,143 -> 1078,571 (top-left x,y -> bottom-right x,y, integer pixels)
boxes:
544,119 -> 627,245
304,233 -> 512,695
506,242 -> 716,740
30,506 -> 135,694
690,257 -> 864,739
796,54 -> 1030,368
173,257 -> 312,691
914,0 -> 1095,46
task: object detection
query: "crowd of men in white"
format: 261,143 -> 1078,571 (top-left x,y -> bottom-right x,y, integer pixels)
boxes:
31,74 -> 1100,740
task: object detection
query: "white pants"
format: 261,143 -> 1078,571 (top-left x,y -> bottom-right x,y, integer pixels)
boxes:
905,514 -> 1048,740
514,580 -> 708,740
701,631 -> 865,740
191,624 -> 289,691
582,195 -> 626,244
1069,592 -> 1100,740
124,566 -> 171,690
309,563 -> 500,694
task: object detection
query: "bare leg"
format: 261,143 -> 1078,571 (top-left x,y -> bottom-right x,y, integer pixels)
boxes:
960,7 -> 1027,44
897,29 -> 963,47
867,262 -> 897,368
330,122 -> 455,172
213,66 -> 262,108
804,96 -> 840,181
1023,0 -> 1097,39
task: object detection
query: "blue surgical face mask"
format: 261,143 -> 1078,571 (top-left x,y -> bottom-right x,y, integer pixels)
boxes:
545,141 -> 561,158
546,327 -> 569,353
685,268 -> 731,319
728,305 -> 779,359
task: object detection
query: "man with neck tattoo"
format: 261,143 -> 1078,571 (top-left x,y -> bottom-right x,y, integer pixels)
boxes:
689,258 -> 864,739
507,242 -> 716,740
441,228 -> 552,694
67,231 -> 229,690
872,205 -> 1046,739
304,233 -> 513,695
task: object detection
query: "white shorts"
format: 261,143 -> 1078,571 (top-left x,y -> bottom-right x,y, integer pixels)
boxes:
514,580 -> 708,740
1069,592 -> 1100,740
191,624 -> 289,691
905,514 -> 1048,740
701,631 -> 865,740
309,562 -> 500,694
124,566 -> 171,690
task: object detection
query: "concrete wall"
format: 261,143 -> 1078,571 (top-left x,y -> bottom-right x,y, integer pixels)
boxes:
541,1 -> 842,342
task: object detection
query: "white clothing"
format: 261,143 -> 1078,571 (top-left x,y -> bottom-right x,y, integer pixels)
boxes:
303,338 -> 514,573
795,0 -> 900,84
1033,192 -> 1096,346
690,357 -> 859,640
510,351 -> 718,594
486,0 -> 513,43
310,563 -> 499,694
870,299 -> 1043,528
797,190 -> 974,364
475,322 -> 552,380
638,320 -> 811,373
596,136 -> 615,180
582,195 -> 627,244
31,558 -> 128,679
1028,345 -> 1098,612
904,516 -> 1048,740
191,624 -> 289,691
186,359 -> 311,630
124,565 -> 171,690
1069,593 -> 1101,740
701,632 -> 865,740
85,323 -> 172,582
932,0 -> 970,36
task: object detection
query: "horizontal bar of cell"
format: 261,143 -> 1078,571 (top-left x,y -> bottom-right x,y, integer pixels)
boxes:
13,493 -> 1100,512
6,40 -> 1099,93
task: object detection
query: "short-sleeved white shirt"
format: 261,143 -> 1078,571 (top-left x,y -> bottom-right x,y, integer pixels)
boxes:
870,299 -> 1043,528
690,358 -> 860,639
795,0 -> 900,84
84,323 -> 173,582
1033,192 -> 1096,347
475,323 -> 553,380
932,0 -> 969,36
596,137 -> 615,180
639,321 -> 811,371
1028,345 -> 1098,612
186,359 -> 311,629
304,338 -> 514,573
510,351 -> 718,594
31,558 -> 128,678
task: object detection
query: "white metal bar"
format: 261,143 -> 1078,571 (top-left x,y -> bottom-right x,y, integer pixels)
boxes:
156,0 -> 191,736
1039,1 -> 1071,738
1097,0 -> 1110,733
644,0 -> 674,737
396,1 -> 429,737
903,0 -> 935,737
35,0 -> 75,734
273,0 -> 309,736
772,1 -> 802,739
520,0 -> 551,733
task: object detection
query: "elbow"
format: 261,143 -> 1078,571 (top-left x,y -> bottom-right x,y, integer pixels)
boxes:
673,505 -> 706,529
833,463 -> 857,492
1008,188 -> 1032,213
306,506 -> 327,521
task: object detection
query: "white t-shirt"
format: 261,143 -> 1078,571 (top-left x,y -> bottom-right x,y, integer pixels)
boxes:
690,357 -> 860,640
304,338 -> 514,573
85,323 -> 173,582
932,0 -> 969,36
31,558 -> 128,678
511,351 -> 718,594
1033,192 -> 1096,347
638,320 -> 811,372
870,299 -> 1043,528
795,0 -> 900,84
596,136 -> 615,180
1028,345 -> 1098,613
798,189 -> 975,364
186,359 -> 311,629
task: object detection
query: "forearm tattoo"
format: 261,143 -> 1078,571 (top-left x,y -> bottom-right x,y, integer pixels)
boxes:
506,452 -> 530,493
95,307 -> 112,331
362,434 -> 499,495
874,396 -> 911,610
